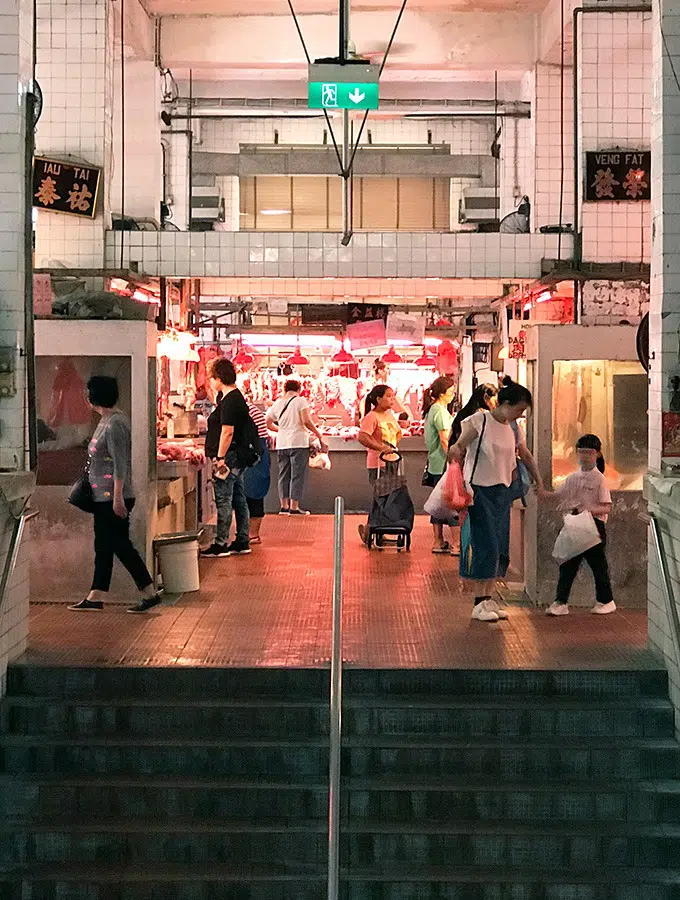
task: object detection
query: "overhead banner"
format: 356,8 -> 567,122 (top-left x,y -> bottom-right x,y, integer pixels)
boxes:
386,311 -> 426,345
347,318 -> 387,350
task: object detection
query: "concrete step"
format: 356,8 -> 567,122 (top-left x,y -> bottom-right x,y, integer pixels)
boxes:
2,735 -> 678,780
7,664 -> 668,701
3,862 -> 680,900
4,817 -> 680,869
2,774 -> 680,824
2,695 -> 672,740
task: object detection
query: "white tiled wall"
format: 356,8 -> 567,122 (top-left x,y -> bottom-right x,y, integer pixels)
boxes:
34,0 -> 113,268
192,116 -> 524,233
164,130 -> 190,231
579,11 -> 652,263
0,0 -> 33,692
106,230 -> 570,280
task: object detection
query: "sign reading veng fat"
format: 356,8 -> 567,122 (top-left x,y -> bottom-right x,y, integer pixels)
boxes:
584,150 -> 650,202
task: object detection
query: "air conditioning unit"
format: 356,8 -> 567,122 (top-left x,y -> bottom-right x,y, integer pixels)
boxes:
191,184 -> 223,224
459,187 -> 500,226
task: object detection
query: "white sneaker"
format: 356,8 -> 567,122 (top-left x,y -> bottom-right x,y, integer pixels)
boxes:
488,598 -> 509,620
546,601 -> 569,616
471,600 -> 499,622
591,600 -> 617,615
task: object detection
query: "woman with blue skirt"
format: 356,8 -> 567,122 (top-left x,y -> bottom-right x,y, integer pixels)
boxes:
449,377 -> 544,623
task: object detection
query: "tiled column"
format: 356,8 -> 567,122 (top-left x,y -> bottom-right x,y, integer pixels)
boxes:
0,0 -> 35,690
533,64 -> 574,234
33,0 -> 113,268
578,10 -> 652,263
646,0 -> 680,725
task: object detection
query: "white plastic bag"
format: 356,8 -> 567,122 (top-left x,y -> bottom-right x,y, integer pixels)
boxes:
309,452 -> 331,470
552,511 -> 601,564
424,473 -> 460,523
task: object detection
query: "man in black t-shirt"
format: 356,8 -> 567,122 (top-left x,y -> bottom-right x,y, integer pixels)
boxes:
202,358 -> 252,558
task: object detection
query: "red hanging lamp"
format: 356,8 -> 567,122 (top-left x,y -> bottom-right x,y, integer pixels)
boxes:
381,346 -> 402,364
232,344 -> 254,367
415,347 -> 436,367
287,346 -> 309,366
332,346 -> 354,363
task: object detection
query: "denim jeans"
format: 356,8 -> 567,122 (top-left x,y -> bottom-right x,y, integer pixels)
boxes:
214,467 -> 250,546
277,447 -> 309,503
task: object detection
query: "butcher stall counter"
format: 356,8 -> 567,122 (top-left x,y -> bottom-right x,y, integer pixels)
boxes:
264,435 -> 431,515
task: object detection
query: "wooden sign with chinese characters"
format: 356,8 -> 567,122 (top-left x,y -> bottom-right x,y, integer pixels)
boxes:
32,157 -> 101,218
584,150 -> 650,202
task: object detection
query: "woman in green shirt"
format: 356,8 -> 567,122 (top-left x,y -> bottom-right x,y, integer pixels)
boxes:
423,376 -> 456,553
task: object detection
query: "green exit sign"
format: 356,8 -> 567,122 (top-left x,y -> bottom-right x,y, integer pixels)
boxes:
308,81 -> 379,110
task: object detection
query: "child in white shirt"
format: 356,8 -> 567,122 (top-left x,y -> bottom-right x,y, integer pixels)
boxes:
546,434 -> 616,616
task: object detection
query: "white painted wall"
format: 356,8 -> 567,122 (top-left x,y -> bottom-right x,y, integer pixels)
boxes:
111,59 -> 163,223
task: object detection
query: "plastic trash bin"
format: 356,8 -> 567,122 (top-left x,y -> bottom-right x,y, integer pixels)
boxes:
154,531 -> 200,593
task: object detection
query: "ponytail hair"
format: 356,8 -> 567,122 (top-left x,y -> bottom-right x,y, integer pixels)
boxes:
365,384 -> 390,417
422,376 -> 455,417
497,375 -> 532,408
576,433 -> 605,473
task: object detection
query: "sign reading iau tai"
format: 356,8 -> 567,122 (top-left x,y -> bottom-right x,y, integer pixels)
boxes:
32,157 -> 101,218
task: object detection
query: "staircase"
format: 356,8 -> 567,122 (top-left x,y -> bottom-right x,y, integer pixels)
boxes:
2,665 -> 680,899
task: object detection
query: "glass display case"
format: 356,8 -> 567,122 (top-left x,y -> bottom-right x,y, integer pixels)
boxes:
551,359 -> 647,491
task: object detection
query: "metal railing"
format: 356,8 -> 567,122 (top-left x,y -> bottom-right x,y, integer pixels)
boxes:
647,512 -> 680,668
0,508 -> 38,617
327,495 -> 344,900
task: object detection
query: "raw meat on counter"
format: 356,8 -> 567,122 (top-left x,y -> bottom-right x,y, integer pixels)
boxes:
157,441 -> 206,468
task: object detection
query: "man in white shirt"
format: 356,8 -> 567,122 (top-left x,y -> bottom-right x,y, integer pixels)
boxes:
266,380 -> 328,516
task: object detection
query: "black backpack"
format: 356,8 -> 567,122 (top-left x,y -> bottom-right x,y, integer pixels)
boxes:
237,412 -> 262,468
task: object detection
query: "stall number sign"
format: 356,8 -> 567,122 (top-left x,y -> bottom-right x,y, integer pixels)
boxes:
308,81 -> 379,110
33,157 -> 101,218
584,150 -> 650,202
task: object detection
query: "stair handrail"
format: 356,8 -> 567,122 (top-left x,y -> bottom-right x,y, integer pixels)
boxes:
646,512 -> 680,668
0,507 -> 38,618
328,495 -> 344,900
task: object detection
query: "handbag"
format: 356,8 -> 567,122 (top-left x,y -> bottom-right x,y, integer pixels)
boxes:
508,421 -> 532,504
421,466 -> 438,488
68,472 -> 96,513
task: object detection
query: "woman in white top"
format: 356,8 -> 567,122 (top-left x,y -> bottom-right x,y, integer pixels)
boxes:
450,377 -> 545,623
266,380 -> 328,516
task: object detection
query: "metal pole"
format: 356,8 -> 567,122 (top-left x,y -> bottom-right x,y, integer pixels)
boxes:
0,510 -> 38,616
340,0 -> 352,243
327,495 -> 344,900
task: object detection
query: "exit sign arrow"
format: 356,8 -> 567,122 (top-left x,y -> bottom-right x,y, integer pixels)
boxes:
348,88 -> 366,105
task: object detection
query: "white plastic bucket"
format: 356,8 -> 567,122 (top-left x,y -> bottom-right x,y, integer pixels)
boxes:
156,539 -> 200,593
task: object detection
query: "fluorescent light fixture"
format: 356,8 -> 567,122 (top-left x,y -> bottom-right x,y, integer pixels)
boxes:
258,209 -> 291,216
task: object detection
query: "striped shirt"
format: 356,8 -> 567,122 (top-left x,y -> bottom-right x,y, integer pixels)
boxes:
247,402 -> 268,439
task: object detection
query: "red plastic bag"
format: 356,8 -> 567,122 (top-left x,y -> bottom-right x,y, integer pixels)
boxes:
442,463 -> 472,511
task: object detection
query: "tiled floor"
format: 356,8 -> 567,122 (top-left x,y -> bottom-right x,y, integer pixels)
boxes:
22,517 -> 653,670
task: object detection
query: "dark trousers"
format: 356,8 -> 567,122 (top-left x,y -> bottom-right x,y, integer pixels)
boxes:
555,520 -> 613,605
247,497 -> 265,519
92,501 -> 153,593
